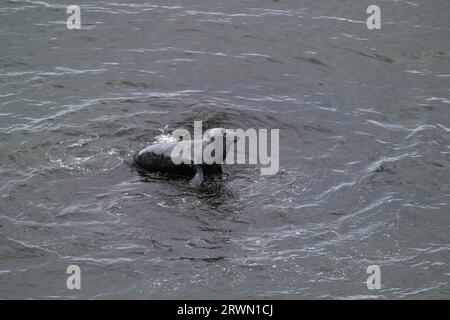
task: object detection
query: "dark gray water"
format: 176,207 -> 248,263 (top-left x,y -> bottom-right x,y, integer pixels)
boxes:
1,0 -> 450,299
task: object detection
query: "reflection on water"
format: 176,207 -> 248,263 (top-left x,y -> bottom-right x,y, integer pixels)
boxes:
0,0 -> 450,299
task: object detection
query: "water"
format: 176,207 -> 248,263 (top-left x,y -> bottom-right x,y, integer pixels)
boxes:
1,0 -> 449,299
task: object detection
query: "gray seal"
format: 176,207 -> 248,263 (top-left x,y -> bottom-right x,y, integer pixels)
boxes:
133,128 -> 236,186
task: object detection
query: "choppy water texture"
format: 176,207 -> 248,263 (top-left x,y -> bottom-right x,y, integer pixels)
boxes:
1,0 -> 450,299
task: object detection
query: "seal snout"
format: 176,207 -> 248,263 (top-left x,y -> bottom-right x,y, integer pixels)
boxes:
133,150 -> 144,169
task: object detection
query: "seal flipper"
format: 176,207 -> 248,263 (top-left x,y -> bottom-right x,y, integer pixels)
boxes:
190,165 -> 204,187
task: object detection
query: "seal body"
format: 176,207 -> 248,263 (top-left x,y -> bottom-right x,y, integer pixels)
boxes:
133,140 -> 222,176
133,128 -> 236,185
135,141 -> 192,175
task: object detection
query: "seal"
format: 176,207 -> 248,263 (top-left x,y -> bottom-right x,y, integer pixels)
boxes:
133,128 -> 236,186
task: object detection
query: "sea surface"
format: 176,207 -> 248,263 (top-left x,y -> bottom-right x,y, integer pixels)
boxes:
1,0 -> 450,299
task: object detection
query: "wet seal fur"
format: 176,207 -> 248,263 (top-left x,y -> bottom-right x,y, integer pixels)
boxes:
133,128 -> 236,186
